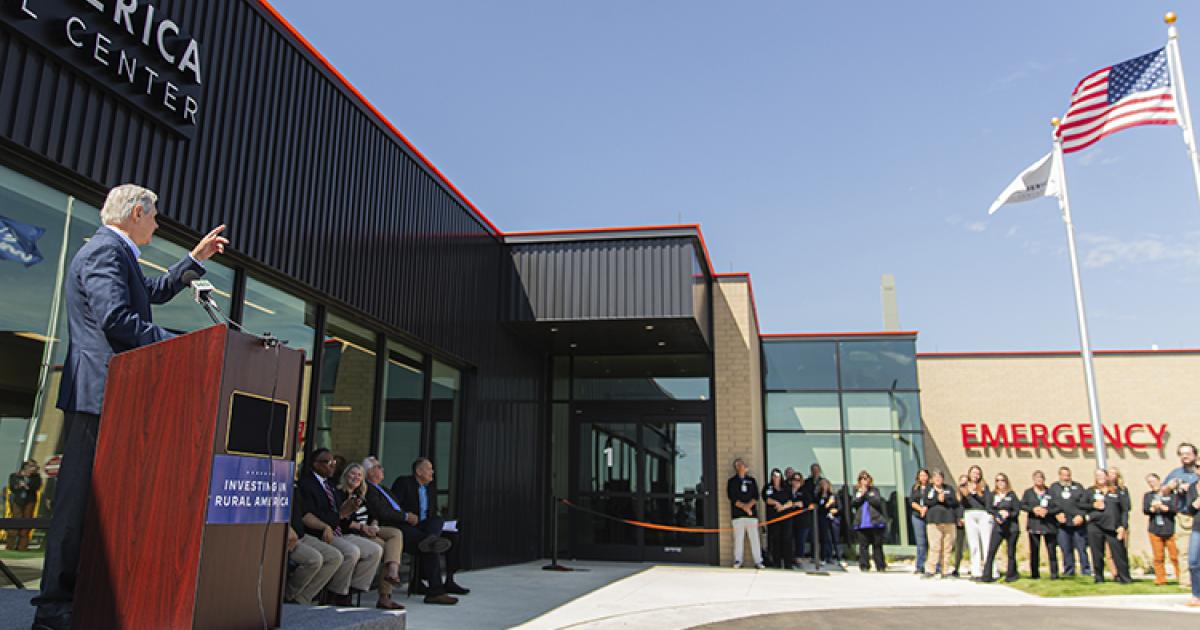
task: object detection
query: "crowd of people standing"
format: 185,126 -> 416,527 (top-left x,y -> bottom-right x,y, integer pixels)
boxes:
727,442 -> 1200,607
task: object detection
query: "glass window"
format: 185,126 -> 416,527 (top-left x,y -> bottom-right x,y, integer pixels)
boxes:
240,275 -> 316,461
578,422 -> 639,494
764,341 -> 838,390
140,238 -> 235,335
642,422 -> 703,495
552,355 -> 569,401
316,313 -> 378,466
240,276 -> 317,357
766,392 -> 841,431
841,392 -> 921,431
765,433 -> 845,486
431,360 -> 460,514
380,341 -> 424,489
572,354 -> 710,401
844,433 -> 924,544
838,340 -> 918,390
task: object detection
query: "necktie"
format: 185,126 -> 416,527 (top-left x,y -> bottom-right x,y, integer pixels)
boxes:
322,479 -> 342,536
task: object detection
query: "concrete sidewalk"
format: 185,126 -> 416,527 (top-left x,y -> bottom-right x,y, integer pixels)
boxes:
517,565 -> 1200,629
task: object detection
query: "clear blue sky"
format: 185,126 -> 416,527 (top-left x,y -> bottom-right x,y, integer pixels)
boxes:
274,0 -> 1200,352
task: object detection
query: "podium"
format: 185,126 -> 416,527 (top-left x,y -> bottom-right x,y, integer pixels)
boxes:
73,325 -> 306,629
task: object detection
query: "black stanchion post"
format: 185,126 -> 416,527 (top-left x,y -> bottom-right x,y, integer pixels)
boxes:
543,496 -> 573,572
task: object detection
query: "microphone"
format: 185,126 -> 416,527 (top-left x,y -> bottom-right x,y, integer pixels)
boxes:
182,270 -> 223,325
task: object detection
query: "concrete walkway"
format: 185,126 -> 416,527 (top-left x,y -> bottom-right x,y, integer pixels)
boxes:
516,565 -> 1200,629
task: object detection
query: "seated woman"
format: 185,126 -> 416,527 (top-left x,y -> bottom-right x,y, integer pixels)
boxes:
339,463 -> 403,610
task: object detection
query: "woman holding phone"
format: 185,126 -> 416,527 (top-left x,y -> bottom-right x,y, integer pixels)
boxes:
763,468 -> 793,568
961,465 -> 992,580
908,469 -> 931,575
852,470 -> 888,572
981,472 -> 1020,582
1084,468 -> 1131,584
922,470 -> 958,579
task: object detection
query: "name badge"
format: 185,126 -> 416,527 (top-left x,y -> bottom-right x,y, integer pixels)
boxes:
741,482 -> 749,493
1061,490 -> 1071,500
928,489 -> 936,500
1040,497 -> 1049,507
1093,491 -> 1104,501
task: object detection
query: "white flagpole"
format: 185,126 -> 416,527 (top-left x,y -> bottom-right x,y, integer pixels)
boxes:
1051,119 -> 1107,470
1165,12 -> 1200,210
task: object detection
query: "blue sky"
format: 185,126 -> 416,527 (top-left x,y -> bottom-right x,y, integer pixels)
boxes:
274,0 -> 1200,352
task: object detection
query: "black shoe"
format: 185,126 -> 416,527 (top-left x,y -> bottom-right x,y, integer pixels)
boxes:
445,581 -> 470,595
980,577 -> 996,583
31,621 -> 69,630
1050,574 -> 1059,580
418,535 -> 452,554
423,593 -> 458,605
1005,576 -> 1019,583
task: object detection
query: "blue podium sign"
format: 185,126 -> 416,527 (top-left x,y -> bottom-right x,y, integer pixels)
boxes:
206,454 -> 294,524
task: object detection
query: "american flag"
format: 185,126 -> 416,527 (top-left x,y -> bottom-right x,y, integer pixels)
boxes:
1056,47 -> 1179,153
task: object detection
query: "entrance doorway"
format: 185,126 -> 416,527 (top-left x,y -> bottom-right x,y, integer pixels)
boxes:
569,405 -> 713,563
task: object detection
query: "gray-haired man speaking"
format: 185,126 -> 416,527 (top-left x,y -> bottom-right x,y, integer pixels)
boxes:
31,184 -> 227,630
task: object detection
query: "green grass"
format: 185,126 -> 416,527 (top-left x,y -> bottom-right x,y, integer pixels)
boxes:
0,549 -> 44,560
1003,575 -> 1188,597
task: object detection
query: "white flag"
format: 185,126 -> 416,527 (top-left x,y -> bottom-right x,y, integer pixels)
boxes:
987,151 -> 1060,215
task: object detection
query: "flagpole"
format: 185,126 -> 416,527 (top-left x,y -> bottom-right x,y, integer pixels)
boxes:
1165,12 -> 1200,210
1051,119 -> 1107,470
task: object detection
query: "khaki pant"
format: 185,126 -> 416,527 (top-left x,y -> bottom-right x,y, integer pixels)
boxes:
367,526 -> 405,597
1149,533 -> 1180,585
926,522 -> 957,576
1180,514 -> 1194,588
328,534 -> 383,595
287,536 -> 342,605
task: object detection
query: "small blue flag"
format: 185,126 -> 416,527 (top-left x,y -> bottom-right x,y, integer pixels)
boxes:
0,215 -> 46,267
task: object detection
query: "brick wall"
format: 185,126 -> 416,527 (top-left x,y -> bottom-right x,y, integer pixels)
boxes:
713,277 -> 764,564
919,352 -> 1200,568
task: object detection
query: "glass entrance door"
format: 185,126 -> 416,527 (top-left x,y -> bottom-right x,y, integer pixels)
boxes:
570,411 -> 711,563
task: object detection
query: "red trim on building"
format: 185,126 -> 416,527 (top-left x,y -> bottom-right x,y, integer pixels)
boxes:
256,0 -> 502,236
761,331 -> 919,338
917,348 -> 1200,358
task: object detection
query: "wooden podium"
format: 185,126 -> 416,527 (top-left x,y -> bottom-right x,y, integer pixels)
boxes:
74,325 -> 306,629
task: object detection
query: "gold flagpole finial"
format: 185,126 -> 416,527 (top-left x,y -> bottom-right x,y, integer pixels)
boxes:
1166,12 -> 1178,25
1051,117 -> 1061,127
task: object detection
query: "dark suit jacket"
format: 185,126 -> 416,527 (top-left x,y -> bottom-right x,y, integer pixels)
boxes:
56,226 -> 204,414
364,482 -> 408,527
295,471 -> 342,536
391,475 -> 438,522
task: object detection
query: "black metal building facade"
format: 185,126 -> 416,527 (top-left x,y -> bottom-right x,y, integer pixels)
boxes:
0,0 -> 545,569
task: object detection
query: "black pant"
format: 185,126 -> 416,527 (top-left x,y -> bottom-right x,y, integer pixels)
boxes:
31,411 -> 100,623
399,517 -> 461,595
857,528 -> 886,571
982,524 -> 1019,580
766,518 -> 793,568
817,516 -> 836,563
1087,524 -> 1131,583
1028,531 -> 1059,578
951,525 -> 965,574
794,522 -> 811,559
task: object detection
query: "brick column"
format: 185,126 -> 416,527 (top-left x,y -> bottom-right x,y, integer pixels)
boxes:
712,276 -> 764,564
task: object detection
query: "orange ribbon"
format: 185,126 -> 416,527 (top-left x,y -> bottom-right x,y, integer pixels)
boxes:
560,498 -> 816,533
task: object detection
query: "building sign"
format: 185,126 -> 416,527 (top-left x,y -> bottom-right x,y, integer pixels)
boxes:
3,1 -> 205,136
206,454 -> 293,525
961,422 -> 1168,451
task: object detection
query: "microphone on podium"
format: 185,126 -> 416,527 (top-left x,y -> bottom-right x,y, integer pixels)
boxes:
181,270 -> 224,326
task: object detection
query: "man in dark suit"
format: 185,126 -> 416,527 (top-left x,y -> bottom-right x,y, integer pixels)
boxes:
31,184 -> 227,630
392,457 -> 468,602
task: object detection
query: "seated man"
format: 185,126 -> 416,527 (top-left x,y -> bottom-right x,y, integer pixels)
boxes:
392,457 -> 468,603
295,448 -> 382,606
285,482 -> 343,605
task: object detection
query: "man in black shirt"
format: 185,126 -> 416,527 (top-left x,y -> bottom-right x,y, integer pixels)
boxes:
1050,466 -> 1091,576
1021,470 -> 1059,579
727,458 -> 764,569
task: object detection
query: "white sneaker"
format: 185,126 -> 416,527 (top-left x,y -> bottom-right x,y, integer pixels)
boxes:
755,563 -> 766,570
733,562 -> 742,569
